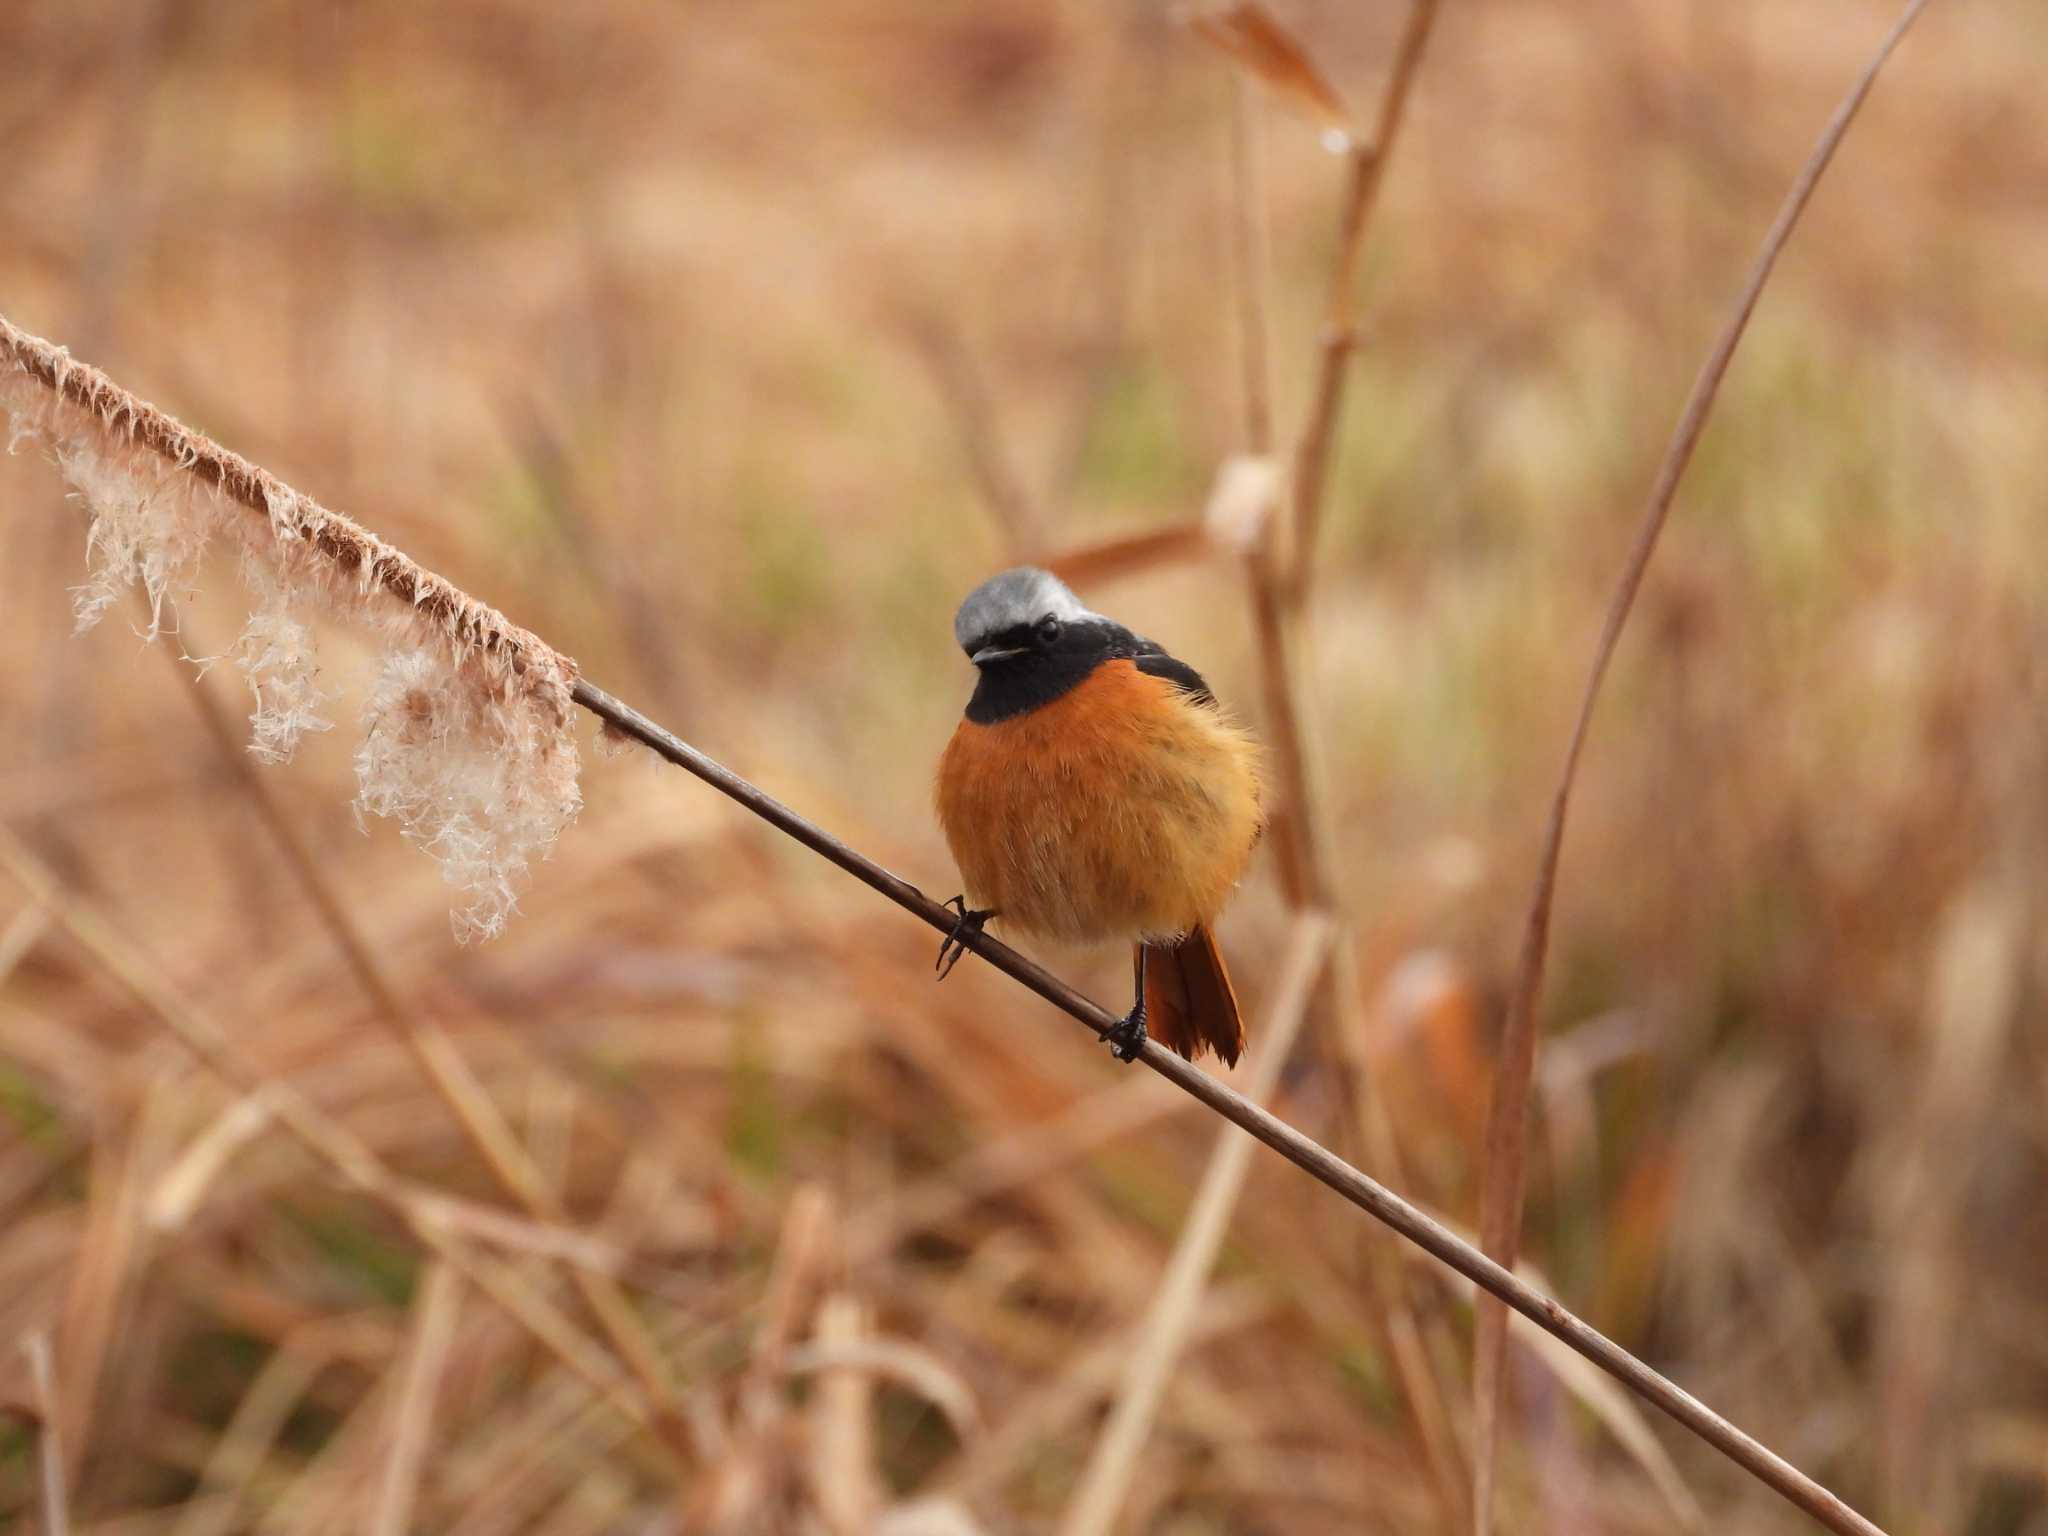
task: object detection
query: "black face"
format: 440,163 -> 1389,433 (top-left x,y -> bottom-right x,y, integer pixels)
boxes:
963,613 -> 1138,724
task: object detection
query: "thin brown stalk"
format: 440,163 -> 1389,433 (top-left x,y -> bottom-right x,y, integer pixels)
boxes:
0,827 -> 665,1456
806,1294 -> 881,1536
690,1185 -> 836,1533
369,1263 -> 463,1536
1212,6 -> 1466,1510
1247,462 -> 1471,1530
55,1058 -> 161,1491
22,1330 -> 70,1536
571,674 -> 1888,1536
1326,932 -> 1471,1523
1042,522 -> 1211,589
1243,541 -> 1317,903
1057,914 -> 1332,1536
161,615 -> 687,1448
1468,4 -> 1933,1530
1288,0 -> 1438,589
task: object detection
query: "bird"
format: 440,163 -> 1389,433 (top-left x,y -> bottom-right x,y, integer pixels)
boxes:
933,566 -> 1263,1065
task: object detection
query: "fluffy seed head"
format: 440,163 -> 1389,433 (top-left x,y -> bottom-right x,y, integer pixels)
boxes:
2,315 -> 582,939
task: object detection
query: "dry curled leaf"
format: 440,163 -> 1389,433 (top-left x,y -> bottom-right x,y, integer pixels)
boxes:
1182,3 -> 1355,145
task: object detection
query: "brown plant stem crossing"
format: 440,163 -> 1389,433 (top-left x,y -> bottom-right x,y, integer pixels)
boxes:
571,675 -> 1887,1536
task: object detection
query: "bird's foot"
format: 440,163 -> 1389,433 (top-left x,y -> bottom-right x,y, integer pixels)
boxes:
935,897 -> 996,981
1103,1000 -> 1149,1063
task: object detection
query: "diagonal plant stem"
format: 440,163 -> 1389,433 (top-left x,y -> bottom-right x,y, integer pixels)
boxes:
1467,2 -> 1934,1529
572,674 -> 1887,1536
0,90 -> 1914,1509
0,309 -> 1889,1527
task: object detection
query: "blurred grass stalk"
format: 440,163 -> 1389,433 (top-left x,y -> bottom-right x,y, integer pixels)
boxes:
21,1330 -> 69,1536
0,827 -> 666,1456
1468,3 -> 1933,1533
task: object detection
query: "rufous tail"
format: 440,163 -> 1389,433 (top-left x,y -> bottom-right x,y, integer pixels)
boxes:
1139,924 -> 1245,1067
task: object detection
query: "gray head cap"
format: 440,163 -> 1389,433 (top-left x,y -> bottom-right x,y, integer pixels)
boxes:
952,567 -> 1097,652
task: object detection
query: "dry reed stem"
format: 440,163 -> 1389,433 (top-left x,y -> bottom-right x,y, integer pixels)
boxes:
56,1055 -> 167,1491
1042,522 -> 1213,589
787,1336 -> 981,1445
161,617 -> 688,1448
571,676 -> 1887,1535
0,827 -> 667,1456
1510,1313 -> 1708,1532
807,1294 -> 882,1535
1056,913 -> 1332,1536
1324,931 -> 1471,1522
691,1185 -> 836,1532
1287,0 -> 1438,592
1876,885 -> 2019,1517
1469,5 -> 1933,1530
1206,6 -> 1469,1517
22,1330 -> 69,1536
369,1262 -> 463,1536
1248,554 -> 1472,1526
1243,537 -> 1321,900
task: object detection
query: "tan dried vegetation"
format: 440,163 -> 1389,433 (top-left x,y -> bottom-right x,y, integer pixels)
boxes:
0,1 -> 2042,1534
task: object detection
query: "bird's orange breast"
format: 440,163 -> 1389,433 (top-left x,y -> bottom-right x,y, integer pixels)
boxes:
934,660 -> 1263,946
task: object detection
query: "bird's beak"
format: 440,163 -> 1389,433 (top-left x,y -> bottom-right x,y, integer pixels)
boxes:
970,645 -> 1025,667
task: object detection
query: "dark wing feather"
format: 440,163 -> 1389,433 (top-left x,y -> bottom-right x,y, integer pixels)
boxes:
1132,648 -> 1215,708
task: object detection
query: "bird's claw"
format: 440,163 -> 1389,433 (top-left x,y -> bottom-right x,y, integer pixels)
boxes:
935,897 -> 995,980
1104,1002 -> 1148,1062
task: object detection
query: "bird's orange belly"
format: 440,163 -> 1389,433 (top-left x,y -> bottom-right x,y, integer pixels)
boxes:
934,660 -> 1262,945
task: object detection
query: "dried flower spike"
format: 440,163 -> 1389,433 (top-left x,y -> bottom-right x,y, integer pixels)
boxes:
0,313 -> 582,938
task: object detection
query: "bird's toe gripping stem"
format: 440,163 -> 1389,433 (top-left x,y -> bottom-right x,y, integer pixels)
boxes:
935,897 -> 996,980
1103,998 -> 1148,1062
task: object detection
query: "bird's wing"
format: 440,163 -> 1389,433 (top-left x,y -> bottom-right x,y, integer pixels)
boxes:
1132,645 -> 1216,708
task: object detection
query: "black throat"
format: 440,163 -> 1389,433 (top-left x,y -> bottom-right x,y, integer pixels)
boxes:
964,619 -> 1137,724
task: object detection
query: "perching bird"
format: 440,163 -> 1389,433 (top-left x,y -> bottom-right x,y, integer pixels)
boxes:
933,567 -> 1263,1065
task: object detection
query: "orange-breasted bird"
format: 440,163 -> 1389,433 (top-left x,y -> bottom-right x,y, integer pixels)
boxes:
934,567 -> 1263,1065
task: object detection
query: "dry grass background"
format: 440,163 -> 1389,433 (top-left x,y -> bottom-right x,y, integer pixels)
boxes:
1,0 -> 2046,1532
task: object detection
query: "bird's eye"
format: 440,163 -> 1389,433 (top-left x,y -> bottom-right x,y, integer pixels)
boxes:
1035,614 -> 1063,645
